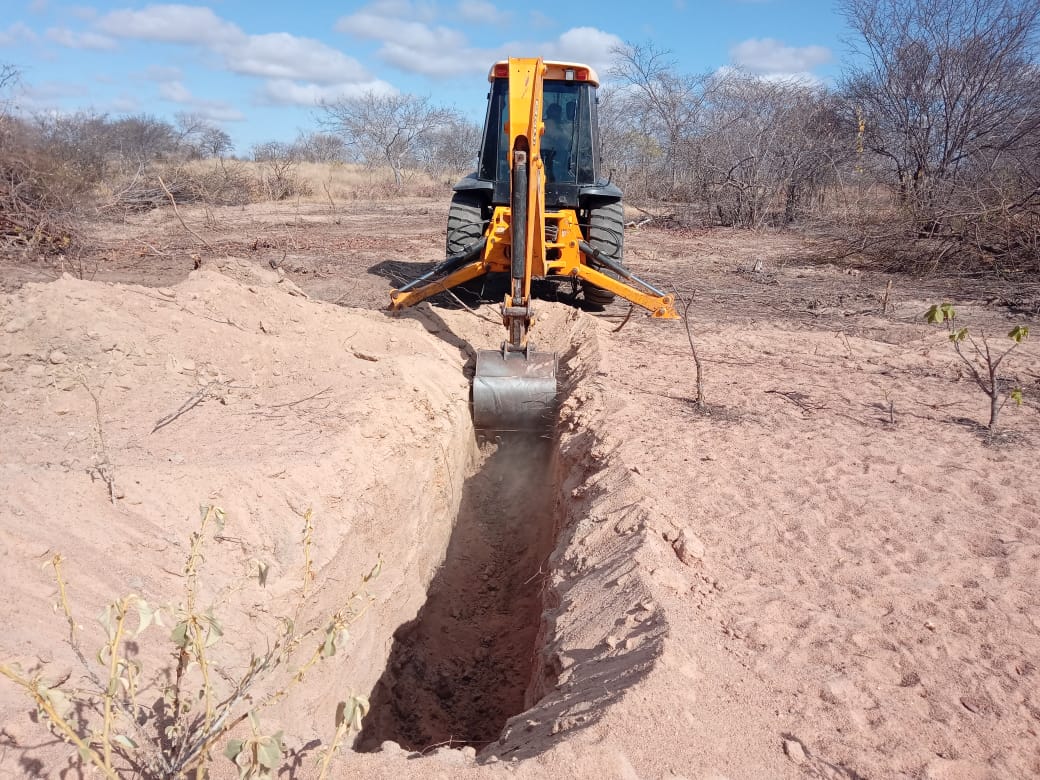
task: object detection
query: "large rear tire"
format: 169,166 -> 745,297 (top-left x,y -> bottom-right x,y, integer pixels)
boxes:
446,192 -> 485,257
582,201 -> 624,307
445,191 -> 489,297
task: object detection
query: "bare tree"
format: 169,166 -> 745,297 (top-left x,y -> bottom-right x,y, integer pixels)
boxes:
700,73 -> 847,227
251,141 -> 294,162
840,0 -> 1040,270
107,114 -> 178,168
609,42 -> 713,199
597,84 -> 667,198
0,64 -> 19,124
291,131 -> 350,164
841,0 -> 1040,202
416,114 -> 482,177
175,112 -> 233,159
319,92 -> 454,186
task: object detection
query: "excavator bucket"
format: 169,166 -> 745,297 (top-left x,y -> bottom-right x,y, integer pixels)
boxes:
472,347 -> 558,433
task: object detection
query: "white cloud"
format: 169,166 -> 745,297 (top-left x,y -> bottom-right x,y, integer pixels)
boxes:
143,65 -> 183,82
528,10 -> 553,29
338,12 -> 467,52
46,27 -> 117,50
95,4 -> 377,99
456,0 -> 510,25
109,95 -> 141,112
338,2 -> 491,77
540,27 -> 623,77
729,38 -> 831,75
97,4 -> 241,46
157,79 -> 245,121
24,81 -> 90,100
339,1 -> 622,81
189,103 -> 245,122
0,22 -> 38,46
69,6 -> 99,20
158,80 -> 192,102
261,78 -> 397,106
224,33 -> 371,84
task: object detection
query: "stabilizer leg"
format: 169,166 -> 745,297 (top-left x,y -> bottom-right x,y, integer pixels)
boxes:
389,260 -> 489,310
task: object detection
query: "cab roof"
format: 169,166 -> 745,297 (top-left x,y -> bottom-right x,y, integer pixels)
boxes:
488,60 -> 600,87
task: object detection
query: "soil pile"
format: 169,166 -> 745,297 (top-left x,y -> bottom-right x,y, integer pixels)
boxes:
2,241 -> 1040,780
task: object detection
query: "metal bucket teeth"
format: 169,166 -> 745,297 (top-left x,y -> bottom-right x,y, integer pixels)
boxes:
472,349 -> 558,432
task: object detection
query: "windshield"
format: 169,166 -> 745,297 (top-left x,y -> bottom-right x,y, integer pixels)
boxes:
479,80 -> 593,185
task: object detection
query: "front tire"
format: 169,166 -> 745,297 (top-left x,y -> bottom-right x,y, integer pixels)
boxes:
582,201 -> 623,307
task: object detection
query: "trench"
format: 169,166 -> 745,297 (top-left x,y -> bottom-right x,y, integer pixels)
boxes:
356,433 -> 560,752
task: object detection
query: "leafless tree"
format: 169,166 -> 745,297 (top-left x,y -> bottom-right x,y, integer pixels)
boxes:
1,64 -> 19,125
700,73 -> 847,227
251,140 -> 294,162
175,112 -> 233,159
609,42 -> 714,199
291,131 -> 350,164
598,84 -> 668,198
416,114 -> 482,177
107,114 -> 178,167
319,92 -> 455,186
840,0 -> 1040,270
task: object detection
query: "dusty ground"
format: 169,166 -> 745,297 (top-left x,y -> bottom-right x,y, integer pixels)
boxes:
1,197 -> 1039,779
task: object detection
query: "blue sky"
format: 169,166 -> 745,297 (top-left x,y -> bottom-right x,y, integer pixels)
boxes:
1,0 -> 848,153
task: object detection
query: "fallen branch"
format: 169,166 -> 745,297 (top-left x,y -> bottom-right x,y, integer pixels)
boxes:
765,389 -> 819,414
268,387 -> 333,409
152,381 -> 226,433
611,304 -> 635,333
158,175 -> 213,250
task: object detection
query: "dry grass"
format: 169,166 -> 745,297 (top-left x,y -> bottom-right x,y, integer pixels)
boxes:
178,160 -> 458,203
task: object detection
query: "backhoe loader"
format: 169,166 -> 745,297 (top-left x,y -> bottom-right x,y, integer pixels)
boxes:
390,58 -> 677,433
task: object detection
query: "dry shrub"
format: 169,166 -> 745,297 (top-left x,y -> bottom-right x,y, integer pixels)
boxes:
291,161 -> 452,202
0,126 -> 84,257
254,157 -> 311,201
103,160 -> 255,212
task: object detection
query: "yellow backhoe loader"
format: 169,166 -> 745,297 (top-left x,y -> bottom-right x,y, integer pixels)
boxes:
390,58 -> 677,433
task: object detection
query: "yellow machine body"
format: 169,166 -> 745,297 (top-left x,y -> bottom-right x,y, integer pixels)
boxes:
389,58 -> 678,432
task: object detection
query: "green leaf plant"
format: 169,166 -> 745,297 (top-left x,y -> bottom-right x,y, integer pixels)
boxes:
925,303 -> 1029,432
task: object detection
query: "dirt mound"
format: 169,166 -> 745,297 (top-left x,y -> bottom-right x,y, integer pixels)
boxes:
0,260 -> 477,775
3,247 -> 1039,780
0,261 -> 700,778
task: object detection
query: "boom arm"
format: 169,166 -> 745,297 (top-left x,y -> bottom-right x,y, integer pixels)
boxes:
502,58 -> 547,351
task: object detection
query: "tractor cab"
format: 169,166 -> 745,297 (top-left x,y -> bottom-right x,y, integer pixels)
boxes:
471,61 -> 614,211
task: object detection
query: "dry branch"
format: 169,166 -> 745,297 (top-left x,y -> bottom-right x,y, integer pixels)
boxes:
158,175 -> 213,249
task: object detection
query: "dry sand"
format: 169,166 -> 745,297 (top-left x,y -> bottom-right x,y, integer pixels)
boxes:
1,200 -> 1039,779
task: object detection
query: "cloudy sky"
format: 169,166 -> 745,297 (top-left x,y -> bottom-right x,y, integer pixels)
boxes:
1,0 -> 846,152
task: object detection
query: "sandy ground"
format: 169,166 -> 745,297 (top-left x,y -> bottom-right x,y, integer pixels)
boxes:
1,197 -> 1039,779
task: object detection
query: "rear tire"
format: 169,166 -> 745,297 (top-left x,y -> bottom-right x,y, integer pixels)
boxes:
446,192 -> 485,257
582,201 -> 623,307
446,191 -> 488,297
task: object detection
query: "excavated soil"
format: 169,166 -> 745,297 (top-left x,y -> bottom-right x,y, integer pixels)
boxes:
2,197 -> 1040,780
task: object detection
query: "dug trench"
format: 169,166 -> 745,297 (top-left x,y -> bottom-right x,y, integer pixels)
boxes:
356,434 -> 559,752
352,307 -> 668,763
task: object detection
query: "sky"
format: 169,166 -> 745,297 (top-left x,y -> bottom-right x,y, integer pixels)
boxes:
0,0 -> 850,153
